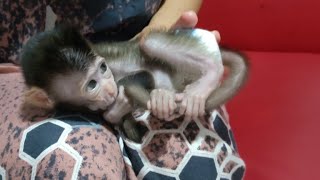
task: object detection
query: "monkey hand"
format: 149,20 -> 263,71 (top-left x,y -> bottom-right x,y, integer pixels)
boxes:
147,89 -> 178,121
176,81 -> 213,120
175,92 -> 205,121
103,86 -> 132,124
177,64 -> 223,120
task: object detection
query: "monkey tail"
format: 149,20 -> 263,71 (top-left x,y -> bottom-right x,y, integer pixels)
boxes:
205,49 -> 249,112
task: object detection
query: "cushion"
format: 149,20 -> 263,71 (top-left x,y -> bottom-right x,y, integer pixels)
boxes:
0,73 -> 130,179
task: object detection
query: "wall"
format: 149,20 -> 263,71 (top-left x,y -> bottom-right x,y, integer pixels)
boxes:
197,0 -> 320,52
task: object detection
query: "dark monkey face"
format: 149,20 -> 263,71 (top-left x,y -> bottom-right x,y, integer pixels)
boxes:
51,56 -> 118,111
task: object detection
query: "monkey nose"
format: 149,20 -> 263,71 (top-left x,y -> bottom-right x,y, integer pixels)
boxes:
104,84 -> 116,97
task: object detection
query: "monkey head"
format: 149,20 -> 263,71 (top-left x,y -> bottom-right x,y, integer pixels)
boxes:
49,56 -> 118,111
20,25 -> 118,111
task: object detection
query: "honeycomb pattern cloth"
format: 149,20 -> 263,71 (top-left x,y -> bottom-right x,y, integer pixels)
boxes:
0,73 -> 245,179
120,108 -> 245,180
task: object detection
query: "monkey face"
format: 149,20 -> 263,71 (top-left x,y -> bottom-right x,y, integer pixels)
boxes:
51,56 -> 118,111
81,56 -> 118,111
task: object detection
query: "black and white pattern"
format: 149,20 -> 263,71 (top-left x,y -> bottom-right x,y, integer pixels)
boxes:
19,119 -> 83,180
0,166 -> 6,180
119,110 -> 246,180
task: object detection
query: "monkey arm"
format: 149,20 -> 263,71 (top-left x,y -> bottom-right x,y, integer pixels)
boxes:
124,85 -> 150,109
102,86 -> 132,124
147,88 -> 179,121
118,71 -> 180,121
117,70 -> 155,109
116,72 -> 155,143
140,29 -> 224,120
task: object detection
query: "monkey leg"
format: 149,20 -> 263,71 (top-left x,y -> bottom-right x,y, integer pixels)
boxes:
205,49 -> 249,111
122,112 -> 152,143
148,88 -> 178,121
140,29 -> 222,73
140,29 -> 224,119
118,72 -> 155,142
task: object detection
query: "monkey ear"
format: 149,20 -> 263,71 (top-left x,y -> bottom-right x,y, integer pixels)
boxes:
23,87 -> 55,110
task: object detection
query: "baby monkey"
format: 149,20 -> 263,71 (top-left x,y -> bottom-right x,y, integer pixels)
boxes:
20,26 -> 248,142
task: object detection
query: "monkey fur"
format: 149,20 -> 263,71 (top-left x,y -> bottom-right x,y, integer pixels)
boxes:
20,26 -> 248,143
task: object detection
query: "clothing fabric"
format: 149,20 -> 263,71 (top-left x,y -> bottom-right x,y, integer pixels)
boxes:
0,73 -> 245,180
0,0 -> 163,63
0,1 -> 246,179
120,108 -> 245,180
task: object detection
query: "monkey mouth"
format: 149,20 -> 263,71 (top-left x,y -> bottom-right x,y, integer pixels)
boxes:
102,96 -> 115,109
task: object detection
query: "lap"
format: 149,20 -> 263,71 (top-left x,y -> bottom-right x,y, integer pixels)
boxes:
0,73 -> 132,179
0,73 -> 245,180
120,108 -> 245,180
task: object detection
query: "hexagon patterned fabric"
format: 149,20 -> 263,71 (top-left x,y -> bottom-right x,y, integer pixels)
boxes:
0,73 -> 245,179
120,108 -> 245,180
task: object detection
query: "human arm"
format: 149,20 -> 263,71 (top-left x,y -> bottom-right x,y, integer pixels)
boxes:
0,63 -> 21,74
135,0 -> 203,39
149,0 -> 203,29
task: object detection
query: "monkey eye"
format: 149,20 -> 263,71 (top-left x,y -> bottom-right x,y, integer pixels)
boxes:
87,80 -> 97,91
100,62 -> 107,73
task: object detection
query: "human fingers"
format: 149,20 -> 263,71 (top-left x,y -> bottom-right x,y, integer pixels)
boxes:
212,30 -> 221,43
171,11 -> 198,30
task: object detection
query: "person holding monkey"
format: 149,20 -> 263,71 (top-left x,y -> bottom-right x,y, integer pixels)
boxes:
0,0 -> 246,179
1,0 -> 222,124
1,0 -> 220,121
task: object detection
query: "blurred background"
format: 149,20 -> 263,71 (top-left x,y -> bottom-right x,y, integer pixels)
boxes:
197,0 -> 320,179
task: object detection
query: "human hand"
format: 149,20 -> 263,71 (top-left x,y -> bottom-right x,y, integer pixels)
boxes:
133,11 -> 221,42
103,86 -> 132,124
171,11 -> 221,42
